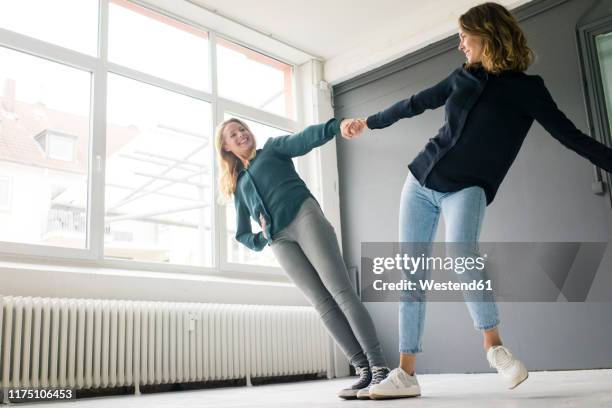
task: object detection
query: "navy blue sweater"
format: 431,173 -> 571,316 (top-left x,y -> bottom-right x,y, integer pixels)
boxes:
366,65 -> 612,204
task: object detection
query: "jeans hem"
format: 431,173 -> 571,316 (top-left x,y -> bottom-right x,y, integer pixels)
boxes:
399,348 -> 422,354
475,321 -> 500,331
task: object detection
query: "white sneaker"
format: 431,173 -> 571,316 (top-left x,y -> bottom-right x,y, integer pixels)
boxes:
487,345 -> 528,389
356,366 -> 389,399
368,367 -> 421,399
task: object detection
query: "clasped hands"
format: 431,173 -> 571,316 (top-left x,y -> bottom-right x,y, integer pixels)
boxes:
340,118 -> 368,140
258,118 -> 367,235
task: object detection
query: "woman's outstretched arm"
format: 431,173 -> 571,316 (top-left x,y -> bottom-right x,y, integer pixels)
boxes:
527,76 -> 612,173
265,118 -> 359,157
366,68 -> 459,130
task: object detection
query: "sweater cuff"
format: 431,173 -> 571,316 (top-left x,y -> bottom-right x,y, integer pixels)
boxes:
253,232 -> 268,251
332,117 -> 343,137
366,115 -> 377,130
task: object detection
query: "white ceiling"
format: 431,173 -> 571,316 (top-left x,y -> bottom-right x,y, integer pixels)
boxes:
188,0 -> 532,83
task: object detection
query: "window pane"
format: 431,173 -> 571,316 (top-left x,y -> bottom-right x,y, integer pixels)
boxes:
217,38 -> 294,118
0,47 -> 91,248
223,115 -> 289,268
106,74 -> 213,266
596,32 -> 612,137
0,0 -> 98,56
109,0 -> 209,91
48,132 -> 77,162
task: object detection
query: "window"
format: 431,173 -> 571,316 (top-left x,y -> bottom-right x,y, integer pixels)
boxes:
577,9 -> 612,206
105,74 -> 213,266
217,38 -> 295,119
0,46 -> 91,249
596,32 -> 612,137
108,0 -> 210,90
35,130 -> 78,162
0,0 -> 301,274
0,0 -> 98,56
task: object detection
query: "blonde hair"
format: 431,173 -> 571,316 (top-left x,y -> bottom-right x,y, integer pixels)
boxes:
214,118 -> 256,201
459,2 -> 534,74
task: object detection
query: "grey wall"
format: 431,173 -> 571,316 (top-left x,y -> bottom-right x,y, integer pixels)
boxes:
333,0 -> 612,373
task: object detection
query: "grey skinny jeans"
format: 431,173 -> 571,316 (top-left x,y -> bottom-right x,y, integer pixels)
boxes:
270,197 -> 386,368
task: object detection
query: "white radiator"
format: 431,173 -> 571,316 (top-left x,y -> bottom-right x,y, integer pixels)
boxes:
0,296 -> 330,396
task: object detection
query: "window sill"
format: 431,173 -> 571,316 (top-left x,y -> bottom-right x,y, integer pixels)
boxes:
0,257 -> 293,288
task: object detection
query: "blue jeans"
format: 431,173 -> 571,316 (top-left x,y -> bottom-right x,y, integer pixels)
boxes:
399,171 -> 499,354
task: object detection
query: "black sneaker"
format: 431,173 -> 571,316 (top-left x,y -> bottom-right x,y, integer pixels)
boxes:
356,366 -> 390,399
337,366 -> 371,400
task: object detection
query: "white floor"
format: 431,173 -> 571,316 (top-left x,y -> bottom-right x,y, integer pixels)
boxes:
15,369 -> 612,408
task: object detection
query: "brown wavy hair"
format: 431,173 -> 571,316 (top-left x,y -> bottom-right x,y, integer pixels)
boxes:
459,2 -> 534,74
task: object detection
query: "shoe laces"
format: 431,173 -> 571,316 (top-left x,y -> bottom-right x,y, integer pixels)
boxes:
350,366 -> 371,389
356,366 -> 371,381
387,367 -> 411,387
490,346 -> 513,370
370,366 -> 390,385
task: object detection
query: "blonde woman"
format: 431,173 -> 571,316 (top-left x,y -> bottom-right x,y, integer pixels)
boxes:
345,2 -> 612,399
215,117 -> 389,399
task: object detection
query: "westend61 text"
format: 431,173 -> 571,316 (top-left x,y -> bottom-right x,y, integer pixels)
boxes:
373,279 -> 493,292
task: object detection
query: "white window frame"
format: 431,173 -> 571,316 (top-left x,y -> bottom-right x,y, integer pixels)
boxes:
0,0 -> 304,278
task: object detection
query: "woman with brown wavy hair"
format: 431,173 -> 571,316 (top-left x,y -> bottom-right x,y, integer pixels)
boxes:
345,2 -> 612,399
